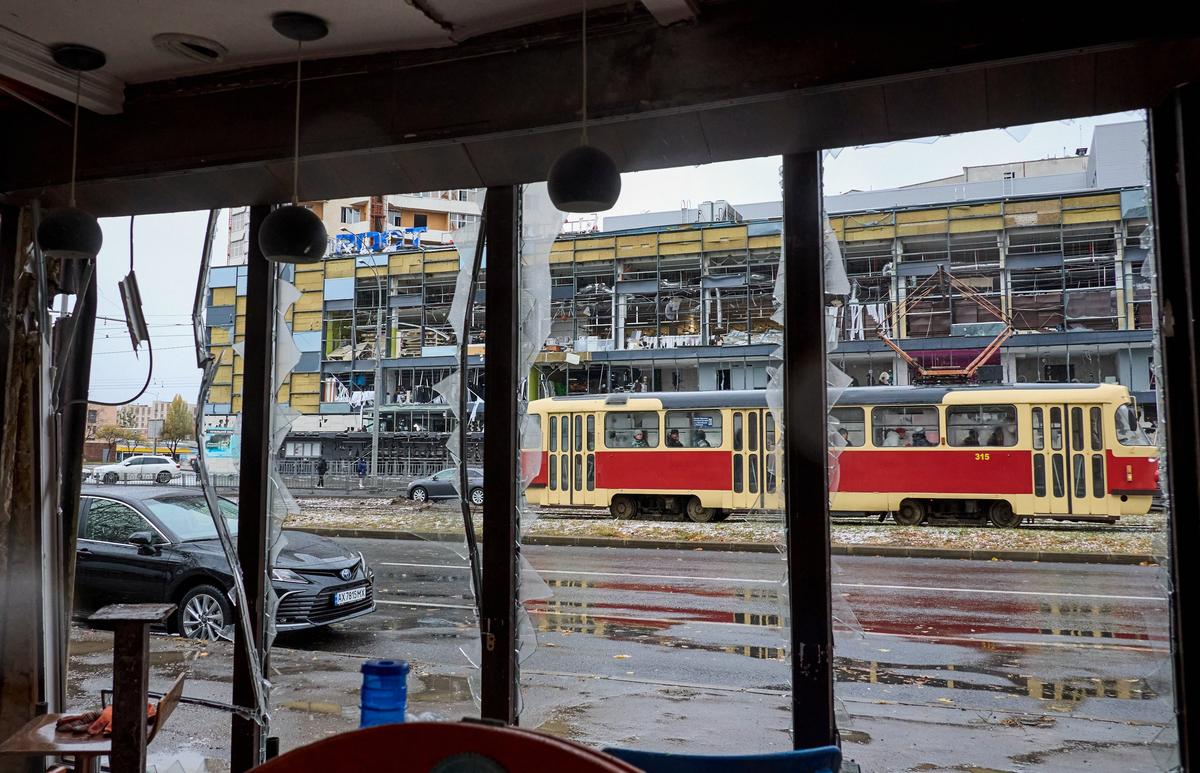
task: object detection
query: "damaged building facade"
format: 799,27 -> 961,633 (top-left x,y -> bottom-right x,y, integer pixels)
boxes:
202,122 -> 1156,469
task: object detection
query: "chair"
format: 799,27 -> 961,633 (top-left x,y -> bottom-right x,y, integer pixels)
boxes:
601,745 -> 842,773
253,721 -> 641,773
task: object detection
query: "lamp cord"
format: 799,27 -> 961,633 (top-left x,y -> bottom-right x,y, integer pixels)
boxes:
581,0 -> 588,145
70,71 -> 81,206
292,41 -> 302,205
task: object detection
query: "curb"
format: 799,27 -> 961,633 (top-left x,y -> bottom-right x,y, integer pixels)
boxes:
287,526 -> 1159,565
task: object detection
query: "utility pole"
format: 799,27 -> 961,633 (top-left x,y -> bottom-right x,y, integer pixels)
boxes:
368,264 -> 384,481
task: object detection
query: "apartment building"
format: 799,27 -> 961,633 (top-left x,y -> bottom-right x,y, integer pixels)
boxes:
203,121 -> 1156,466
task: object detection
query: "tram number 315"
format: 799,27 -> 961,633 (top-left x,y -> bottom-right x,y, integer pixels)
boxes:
974,452 -> 991,461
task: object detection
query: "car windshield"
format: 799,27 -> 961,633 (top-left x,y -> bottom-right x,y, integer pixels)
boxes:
1115,403 -> 1153,446
144,496 -> 239,541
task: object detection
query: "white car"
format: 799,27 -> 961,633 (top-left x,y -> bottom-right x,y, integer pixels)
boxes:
91,455 -> 182,485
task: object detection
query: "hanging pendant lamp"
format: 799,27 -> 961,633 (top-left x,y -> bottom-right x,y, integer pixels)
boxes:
547,1 -> 621,213
37,44 -> 107,261
258,12 -> 329,264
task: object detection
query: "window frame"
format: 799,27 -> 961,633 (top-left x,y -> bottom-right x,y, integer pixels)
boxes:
830,406 -> 866,448
603,411 -> 661,449
870,405 -> 940,448
664,410 -> 724,449
945,404 -> 1018,448
80,497 -> 170,546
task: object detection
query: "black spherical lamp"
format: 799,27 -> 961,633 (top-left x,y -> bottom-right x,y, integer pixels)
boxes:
547,1 -> 620,213
37,206 -> 104,261
548,144 -> 621,213
258,204 -> 328,263
37,44 -> 107,261
258,12 -> 330,264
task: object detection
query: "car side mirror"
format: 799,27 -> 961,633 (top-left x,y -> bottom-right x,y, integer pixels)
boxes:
128,531 -> 160,554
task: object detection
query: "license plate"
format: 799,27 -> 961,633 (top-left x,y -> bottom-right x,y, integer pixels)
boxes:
334,586 -> 367,606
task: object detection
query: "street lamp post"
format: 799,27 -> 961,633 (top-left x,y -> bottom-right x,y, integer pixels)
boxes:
343,227 -> 386,481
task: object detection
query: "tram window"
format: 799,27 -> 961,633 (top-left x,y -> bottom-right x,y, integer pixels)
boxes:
549,454 -> 557,489
1092,454 -> 1105,498
947,405 -> 1016,447
665,410 -> 722,448
1073,454 -> 1087,499
587,455 -> 595,491
749,413 -> 759,452
1089,407 -> 1102,451
1033,455 -> 1046,497
560,454 -> 568,489
1052,454 -> 1065,497
549,416 -> 557,452
560,416 -> 568,452
749,454 -> 759,493
733,455 -> 743,493
574,454 -> 583,490
734,413 -> 743,451
587,415 -> 595,451
766,454 -> 777,493
1071,407 -> 1084,451
830,407 -> 865,447
604,411 -> 660,448
871,406 -> 938,447
1050,408 -> 1063,451
766,415 -> 776,451
1115,404 -> 1153,446
1032,408 -> 1044,450
574,415 -> 583,452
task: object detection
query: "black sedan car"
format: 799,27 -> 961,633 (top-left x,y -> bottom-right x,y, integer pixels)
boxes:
407,467 -> 483,505
75,486 -> 375,639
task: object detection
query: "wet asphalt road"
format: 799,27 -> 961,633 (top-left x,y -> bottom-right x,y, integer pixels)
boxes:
269,538 -> 1176,770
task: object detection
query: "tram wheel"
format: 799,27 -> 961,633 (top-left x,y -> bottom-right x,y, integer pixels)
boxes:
610,495 -> 639,520
684,496 -> 719,524
988,500 -> 1022,528
893,500 -> 926,526
711,509 -> 732,523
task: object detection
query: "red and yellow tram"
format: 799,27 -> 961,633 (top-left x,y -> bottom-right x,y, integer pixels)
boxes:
524,384 -> 1159,526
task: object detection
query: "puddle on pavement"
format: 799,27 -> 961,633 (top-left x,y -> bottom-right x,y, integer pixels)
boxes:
529,598 -> 781,628
543,577 -> 778,604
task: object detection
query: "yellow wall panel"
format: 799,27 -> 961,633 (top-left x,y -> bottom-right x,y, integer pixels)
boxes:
748,235 -> 781,250
1005,199 -> 1061,215
845,225 -> 896,241
290,394 -> 319,414
659,242 -> 702,256
829,218 -> 845,236
845,213 -> 894,229
276,382 -> 290,403
575,247 -> 615,260
896,208 -> 948,224
658,230 -> 701,245
211,287 -> 236,306
576,237 -> 616,250
295,292 -> 323,313
1004,212 -> 1061,228
948,216 -> 1005,233
325,259 -> 355,278
549,250 -> 575,264
293,270 -> 324,292
423,258 -> 459,274
295,260 -> 324,274
1063,207 -> 1122,225
389,253 -> 424,273
234,315 -> 245,335
897,221 -> 949,236
235,297 -> 247,315
290,373 -> 321,393
702,226 -> 748,251
950,202 -> 1002,218
233,356 -> 244,376
232,375 -> 243,396
1062,193 -> 1120,210
208,385 -> 232,403
232,395 -> 242,414
214,365 -> 233,385
293,311 -> 323,332
209,327 -> 231,345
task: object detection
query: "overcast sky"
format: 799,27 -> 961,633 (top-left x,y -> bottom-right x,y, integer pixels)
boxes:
84,111 -> 1144,404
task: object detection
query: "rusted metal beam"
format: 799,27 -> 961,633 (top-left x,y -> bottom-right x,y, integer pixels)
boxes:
782,152 -> 836,748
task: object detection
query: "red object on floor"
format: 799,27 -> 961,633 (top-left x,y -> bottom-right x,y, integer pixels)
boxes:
251,722 -> 642,772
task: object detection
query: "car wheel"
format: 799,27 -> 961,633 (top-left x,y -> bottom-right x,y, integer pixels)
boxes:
178,584 -> 231,640
411,486 -> 428,502
684,496 -> 719,523
156,470 -> 172,484
103,472 -> 118,485
469,488 -> 484,506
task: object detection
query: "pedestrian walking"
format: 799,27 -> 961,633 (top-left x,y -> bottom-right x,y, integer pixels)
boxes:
356,457 -> 367,489
316,457 -> 329,489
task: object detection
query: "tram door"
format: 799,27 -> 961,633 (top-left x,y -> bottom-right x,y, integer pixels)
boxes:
547,413 -> 594,507
1030,405 -> 1075,516
1066,404 -> 1108,516
731,409 -> 767,510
